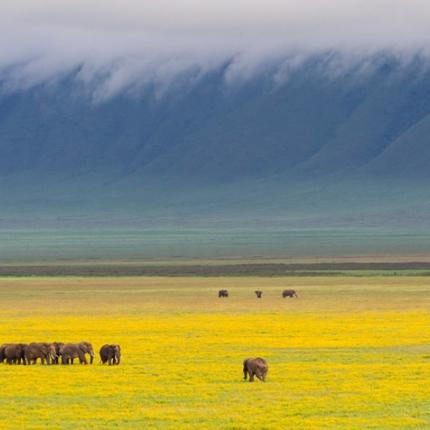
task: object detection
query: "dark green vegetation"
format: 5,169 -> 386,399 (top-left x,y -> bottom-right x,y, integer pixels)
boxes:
2,261 -> 430,277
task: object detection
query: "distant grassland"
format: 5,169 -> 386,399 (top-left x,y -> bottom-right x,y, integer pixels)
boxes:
1,276 -> 430,429
2,228 -> 430,262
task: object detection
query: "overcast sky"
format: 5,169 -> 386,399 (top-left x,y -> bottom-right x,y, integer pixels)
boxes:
2,1 -> 430,96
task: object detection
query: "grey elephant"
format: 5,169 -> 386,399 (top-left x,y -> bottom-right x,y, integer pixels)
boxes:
0,344 -> 5,363
60,342 -> 95,364
51,342 -> 64,364
282,289 -> 298,298
243,357 -> 268,382
25,343 -> 57,365
3,343 -> 27,364
100,344 -> 121,365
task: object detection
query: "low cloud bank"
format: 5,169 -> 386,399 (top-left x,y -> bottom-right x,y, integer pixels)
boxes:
2,1 -> 430,98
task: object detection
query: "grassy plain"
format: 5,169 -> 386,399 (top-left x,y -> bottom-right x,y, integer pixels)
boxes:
1,276 -> 430,429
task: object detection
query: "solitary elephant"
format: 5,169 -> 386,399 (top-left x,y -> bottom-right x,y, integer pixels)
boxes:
60,342 -> 95,364
100,344 -> 121,365
255,290 -> 263,298
282,289 -> 298,298
25,343 -> 57,365
3,343 -> 27,365
243,357 -> 268,382
218,289 -> 229,298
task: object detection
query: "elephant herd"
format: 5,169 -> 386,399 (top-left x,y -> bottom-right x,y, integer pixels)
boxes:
0,342 -> 121,365
1,343 -> 268,382
218,289 -> 298,298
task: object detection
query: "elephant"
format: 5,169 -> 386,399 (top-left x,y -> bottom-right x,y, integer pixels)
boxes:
255,290 -> 263,298
25,343 -> 57,365
60,342 -> 95,364
51,342 -> 64,364
100,344 -> 121,365
243,357 -> 268,382
218,289 -> 229,298
3,343 -> 27,365
282,289 -> 298,298
0,344 -> 5,363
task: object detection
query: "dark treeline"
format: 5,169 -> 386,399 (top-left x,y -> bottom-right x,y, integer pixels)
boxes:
0,262 -> 430,277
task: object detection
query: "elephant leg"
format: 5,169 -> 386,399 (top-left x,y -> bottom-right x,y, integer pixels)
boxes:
79,352 -> 87,364
243,365 -> 248,380
255,369 -> 263,381
249,371 -> 255,382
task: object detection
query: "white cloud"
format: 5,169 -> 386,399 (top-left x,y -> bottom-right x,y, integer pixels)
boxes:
1,1 -> 430,96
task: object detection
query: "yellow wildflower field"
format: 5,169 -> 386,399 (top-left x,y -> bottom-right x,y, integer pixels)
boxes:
0,276 -> 430,429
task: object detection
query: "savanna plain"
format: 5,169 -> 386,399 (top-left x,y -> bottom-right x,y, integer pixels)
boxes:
1,275 -> 430,429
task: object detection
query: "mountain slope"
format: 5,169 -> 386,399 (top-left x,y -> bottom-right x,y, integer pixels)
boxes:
1,57 -> 430,227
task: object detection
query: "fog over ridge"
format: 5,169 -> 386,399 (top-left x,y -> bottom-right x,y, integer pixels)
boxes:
2,1 -> 430,98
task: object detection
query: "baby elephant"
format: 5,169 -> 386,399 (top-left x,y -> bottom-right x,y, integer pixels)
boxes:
100,344 -> 121,365
243,357 -> 268,382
